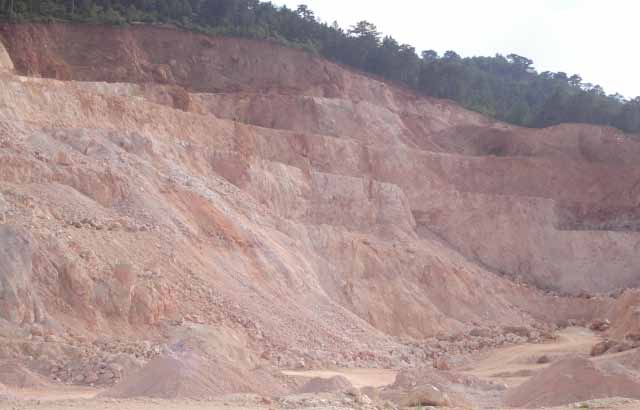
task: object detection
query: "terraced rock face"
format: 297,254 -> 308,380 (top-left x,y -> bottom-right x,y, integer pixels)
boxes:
0,23 -> 636,362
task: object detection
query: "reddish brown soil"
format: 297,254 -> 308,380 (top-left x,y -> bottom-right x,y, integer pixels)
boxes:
0,22 -> 639,408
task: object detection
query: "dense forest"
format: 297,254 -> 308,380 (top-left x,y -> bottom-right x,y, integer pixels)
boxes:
2,0 -> 639,134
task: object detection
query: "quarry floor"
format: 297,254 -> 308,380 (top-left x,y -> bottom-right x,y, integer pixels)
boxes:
3,328 -> 639,410
4,399 -> 640,410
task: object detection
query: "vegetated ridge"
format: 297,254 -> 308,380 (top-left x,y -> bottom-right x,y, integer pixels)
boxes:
0,0 -> 639,134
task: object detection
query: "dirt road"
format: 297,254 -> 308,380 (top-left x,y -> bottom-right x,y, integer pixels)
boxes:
5,328 -> 635,410
460,327 -> 599,386
283,328 -> 600,390
282,368 -> 398,388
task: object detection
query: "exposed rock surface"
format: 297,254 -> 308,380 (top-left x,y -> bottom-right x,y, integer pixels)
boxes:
0,226 -> 44,324
0,38 -> 12,71
397,384 -> 450,407
0,22 -> 638,400
2,23 -> 639,296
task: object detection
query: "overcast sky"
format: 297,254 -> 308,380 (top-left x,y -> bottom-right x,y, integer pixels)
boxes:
275,0 -> 639,98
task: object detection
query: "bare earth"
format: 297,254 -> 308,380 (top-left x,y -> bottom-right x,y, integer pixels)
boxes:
462,327 -> 599,385
284,328 -> 599,390
4,328 -> 634,409
282,368 -> 398,389
4,399 -> 640,410
1,23 -> 640,410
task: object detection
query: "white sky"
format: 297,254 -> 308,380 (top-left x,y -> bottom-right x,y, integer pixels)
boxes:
275,0 -> 639,98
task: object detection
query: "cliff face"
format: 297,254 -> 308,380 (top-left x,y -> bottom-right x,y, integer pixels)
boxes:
0,23 -> 637,357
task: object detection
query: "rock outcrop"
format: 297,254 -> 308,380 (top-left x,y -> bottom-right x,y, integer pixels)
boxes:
0,226 -> 45,324
2,23 -> 639,296
0,38 -> 12,71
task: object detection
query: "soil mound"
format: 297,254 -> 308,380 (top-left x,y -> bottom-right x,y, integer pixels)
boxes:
0,361 -> 49,389
102,348 -> 284,399
296,376 -> 354,394
503,357 -> 640,408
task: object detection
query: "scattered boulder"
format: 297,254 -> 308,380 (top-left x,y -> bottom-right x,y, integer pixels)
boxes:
469,328 -> 493,338
433,356 -> 450,371
590,319 -> 611,332
128,281 -> 176,325
540,332 -> 558,342
53,151 -> 73,166
536,355 -> 552,364
360,386 -> 380,402
591,340 -> 617,357
398,384 -> 449,407
390,368 -> 449,391
382,368 -> 476,408
502,326 -> 531,338
297,375 -> 354,394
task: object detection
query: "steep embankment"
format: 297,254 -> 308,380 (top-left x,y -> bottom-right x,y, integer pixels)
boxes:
0,23 -> 638,396
3,23 -> 639,296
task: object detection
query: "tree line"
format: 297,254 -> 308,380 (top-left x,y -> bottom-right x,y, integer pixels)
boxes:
2,0 -> 639,134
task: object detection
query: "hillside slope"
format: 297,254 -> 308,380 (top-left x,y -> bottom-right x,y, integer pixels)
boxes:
0,23 -> 638,392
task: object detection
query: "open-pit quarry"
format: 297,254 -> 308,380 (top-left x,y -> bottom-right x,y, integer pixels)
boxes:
0,23 -> 640,410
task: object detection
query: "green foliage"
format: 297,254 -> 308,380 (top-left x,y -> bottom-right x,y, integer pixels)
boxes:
2,0 -> 639,134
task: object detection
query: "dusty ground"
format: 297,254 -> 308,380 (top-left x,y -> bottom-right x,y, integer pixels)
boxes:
461,327 -> 598,386
283,328 -> 600,387
4,398 -> 640,410
0,399 -> 267,410
282,369 -> 397,389
3,328 -> 638,409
